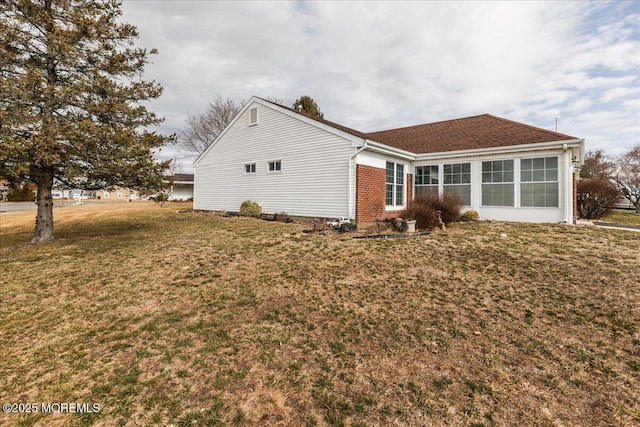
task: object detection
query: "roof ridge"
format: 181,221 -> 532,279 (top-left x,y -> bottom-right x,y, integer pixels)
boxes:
366,114 -> 492,135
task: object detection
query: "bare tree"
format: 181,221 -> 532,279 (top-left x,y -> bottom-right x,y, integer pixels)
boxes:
580,150 -> 613,180
612,145 -> 640,213
179,95 -> 243,157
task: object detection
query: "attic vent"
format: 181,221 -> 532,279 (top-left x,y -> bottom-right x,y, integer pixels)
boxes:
249,106 -> 258,126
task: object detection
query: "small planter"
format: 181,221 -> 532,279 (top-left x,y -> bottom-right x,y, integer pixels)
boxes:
405,220 -> 417,233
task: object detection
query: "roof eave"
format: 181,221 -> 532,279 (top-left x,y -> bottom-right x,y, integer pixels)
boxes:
413,139 -> 585,161
364,139 -> 416,161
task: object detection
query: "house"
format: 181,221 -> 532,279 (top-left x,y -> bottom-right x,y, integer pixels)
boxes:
166,174 -> 194,201
193,97 -> 585,223
94,187 -> 139,200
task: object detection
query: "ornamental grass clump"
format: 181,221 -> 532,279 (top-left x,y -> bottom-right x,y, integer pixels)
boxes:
239,200 -> 262,218
461,210 -> 480,222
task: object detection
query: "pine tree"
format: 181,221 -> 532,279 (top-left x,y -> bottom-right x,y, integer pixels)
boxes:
0,0 -> 171,242
292,95 -> 324,119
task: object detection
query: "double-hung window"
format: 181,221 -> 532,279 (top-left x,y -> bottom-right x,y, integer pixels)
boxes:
414,165 -> 439,198
482,160 -> 514,206
386,161 -> 404,206
520,157 -> 558,207
443,163 -> 471,205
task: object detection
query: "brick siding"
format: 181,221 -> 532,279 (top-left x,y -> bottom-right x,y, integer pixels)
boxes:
355,164 -> 411,223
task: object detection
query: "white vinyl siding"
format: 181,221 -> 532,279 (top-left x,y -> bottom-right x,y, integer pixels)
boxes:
482,160 -> 514,207
194,101 -> 354,218
520,156 -> 559,207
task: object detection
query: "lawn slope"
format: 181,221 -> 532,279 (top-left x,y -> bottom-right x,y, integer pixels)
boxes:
1,202 -> 639,426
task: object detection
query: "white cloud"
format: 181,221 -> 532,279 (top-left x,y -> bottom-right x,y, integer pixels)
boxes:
120,0 -> 640,170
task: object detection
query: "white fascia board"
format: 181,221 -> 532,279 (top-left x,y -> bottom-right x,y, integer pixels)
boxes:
363,140 -> 416,161
413,139 -> 585,162
193,96 -> 261,166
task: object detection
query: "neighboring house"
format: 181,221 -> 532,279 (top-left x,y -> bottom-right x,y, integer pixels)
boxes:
94,187 -> 139,200
166,174 -> 194,201
194,97 -> 585,223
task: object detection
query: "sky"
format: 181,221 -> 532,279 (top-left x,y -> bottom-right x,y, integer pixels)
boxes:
120,0 -> 640,173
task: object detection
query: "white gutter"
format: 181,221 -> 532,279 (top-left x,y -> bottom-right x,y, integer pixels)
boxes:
364,140 -> 416,160
414,139 -> 584,161
348,140 -> 369,219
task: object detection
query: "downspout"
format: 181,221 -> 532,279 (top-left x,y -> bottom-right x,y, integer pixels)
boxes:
349,140 -> 368,220
563,143 -> 571,224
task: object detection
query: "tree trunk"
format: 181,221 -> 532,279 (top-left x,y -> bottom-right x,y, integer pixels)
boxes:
31,169 -> 54,243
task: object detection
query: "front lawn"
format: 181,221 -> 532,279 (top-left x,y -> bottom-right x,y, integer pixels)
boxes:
1,202 -> 639,426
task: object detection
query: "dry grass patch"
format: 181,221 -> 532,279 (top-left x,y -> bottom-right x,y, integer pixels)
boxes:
1,203 -> 639,426
602,209 -> 640,227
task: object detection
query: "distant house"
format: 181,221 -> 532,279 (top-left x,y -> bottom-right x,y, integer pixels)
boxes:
166,174 -> 194,201
193,97 -> 585,223
95,187 -> 139,200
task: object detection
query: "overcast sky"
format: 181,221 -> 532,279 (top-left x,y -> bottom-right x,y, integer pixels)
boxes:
120,0 -> 639,173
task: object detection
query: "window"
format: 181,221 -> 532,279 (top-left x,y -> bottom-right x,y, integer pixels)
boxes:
386,161 -> 404,206
268,160 -> 281,172
414,165 -> 439,198
520,157 -> 558,207
244,163 -> 256,174
249,107 -> 258,126
443,163 -> 471,205
482,160 -> 514,206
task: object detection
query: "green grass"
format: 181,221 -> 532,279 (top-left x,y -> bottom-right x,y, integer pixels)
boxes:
1,202 -> 639,426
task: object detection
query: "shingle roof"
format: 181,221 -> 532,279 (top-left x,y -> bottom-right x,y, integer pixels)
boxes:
259,98 -> 578,155
366,114 -> 578,154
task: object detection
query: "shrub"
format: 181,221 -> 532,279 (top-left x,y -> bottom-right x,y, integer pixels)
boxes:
239,200 -> 262,218
7,182 -> 37,201
577,179 -> 620,219
461,210 -> 480,222
401,192 -> 463,229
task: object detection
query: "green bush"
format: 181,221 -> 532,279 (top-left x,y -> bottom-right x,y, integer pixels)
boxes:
401,192 -> 463,229
239,200 -> 262,218
461,210 -> 480,222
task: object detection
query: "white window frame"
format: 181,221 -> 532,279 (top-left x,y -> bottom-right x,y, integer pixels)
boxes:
385,161 -> 405,208
414,165 -> 439,199
443,162 -> 471,206
244,163 -> 256,174
249,106 -> 258,126
481,159 -> 515,207
520,156 -> 559,208
268,160 -> 282,173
